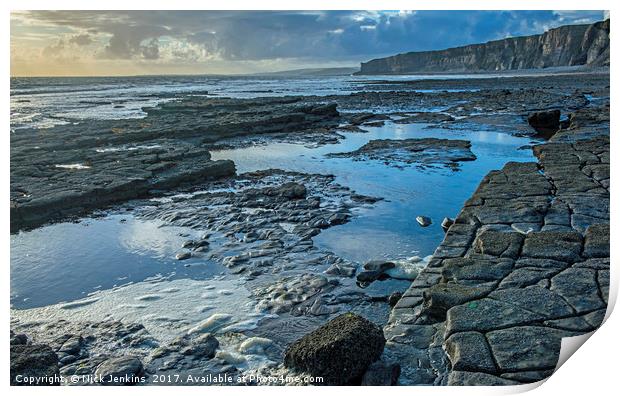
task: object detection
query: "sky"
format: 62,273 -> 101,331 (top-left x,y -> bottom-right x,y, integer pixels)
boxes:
10,10 -> 607,76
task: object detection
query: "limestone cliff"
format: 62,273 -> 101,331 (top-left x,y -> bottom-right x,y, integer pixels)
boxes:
356,19 -> 609,74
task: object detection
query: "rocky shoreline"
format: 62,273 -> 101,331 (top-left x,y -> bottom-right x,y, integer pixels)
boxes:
383,113 -> 609,385
10,72 -> 610,386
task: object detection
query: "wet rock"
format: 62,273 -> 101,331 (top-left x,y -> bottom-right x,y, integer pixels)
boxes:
393,112 -> 454,124
474,230 -> 524,259
309,103 -> 339,116
441,217 -> 454,232
10,332 -> 28,345
356,260 -> 396,284
175,252 -> 192,260
501,370 -> 554,383
284,312 -> 386,385
441,257 -> 513,282
324,263 -> 356,277
448,370 -> 518,386
363,260 -> 395,272
95,356 -> 145,385
264,182 -> 307,199
486,326 -> 563,371
528,110 -> 560,136
416,216 -> 432,227
328,212 -> 348,225
445,298 -> 543,337
178,333 -> 219,359
489,286 -> 573,318
582,223 -> 609,258
59,355 -> 78,366
421,283 -> 492,320
521,231 -> 583,263
10,344 -> 60,385
361,361 -> 401,385
328,138 -> 476,169
356,270 -> 389,284
550,268 -> 605,313
388,291 -> 403,307
445,331 -> 496,373
58,335 -> 83,355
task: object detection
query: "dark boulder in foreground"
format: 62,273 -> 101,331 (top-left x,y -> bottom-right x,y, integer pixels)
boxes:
527,110 -> 561,137
284,312 -> 386,385
10,344 -> 60,386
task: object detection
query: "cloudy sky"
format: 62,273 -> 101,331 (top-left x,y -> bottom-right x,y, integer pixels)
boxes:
11,10 -> 606,76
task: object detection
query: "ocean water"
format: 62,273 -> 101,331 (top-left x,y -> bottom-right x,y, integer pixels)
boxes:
10,72 -> 548,131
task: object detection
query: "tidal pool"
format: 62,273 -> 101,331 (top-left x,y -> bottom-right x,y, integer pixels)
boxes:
211,122 -> 538,262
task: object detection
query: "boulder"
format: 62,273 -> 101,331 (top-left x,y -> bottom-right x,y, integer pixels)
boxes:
527,110 -> 561,136
284,312 -> 386,385
10,344 -> 60,386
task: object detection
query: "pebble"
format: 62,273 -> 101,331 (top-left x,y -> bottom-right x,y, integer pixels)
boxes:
416,216 -> 432,227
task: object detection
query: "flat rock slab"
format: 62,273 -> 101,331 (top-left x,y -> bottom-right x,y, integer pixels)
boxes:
445,331 -> 496,373
327,138 -> 476,169
486,326 -> 564,371
521,231 -> 583,263
446,298 -> 543,337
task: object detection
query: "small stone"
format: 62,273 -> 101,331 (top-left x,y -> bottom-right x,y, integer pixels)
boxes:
416,216 -> 432,227
175,252 -> 192,260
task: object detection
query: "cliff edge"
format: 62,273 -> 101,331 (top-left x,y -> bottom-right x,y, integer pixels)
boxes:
356,19 -> 609,75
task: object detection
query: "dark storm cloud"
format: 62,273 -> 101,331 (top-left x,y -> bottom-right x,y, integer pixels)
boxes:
22,10 -> 605,61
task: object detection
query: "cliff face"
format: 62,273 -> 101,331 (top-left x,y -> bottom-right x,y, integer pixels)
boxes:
357,19 -> 609,74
